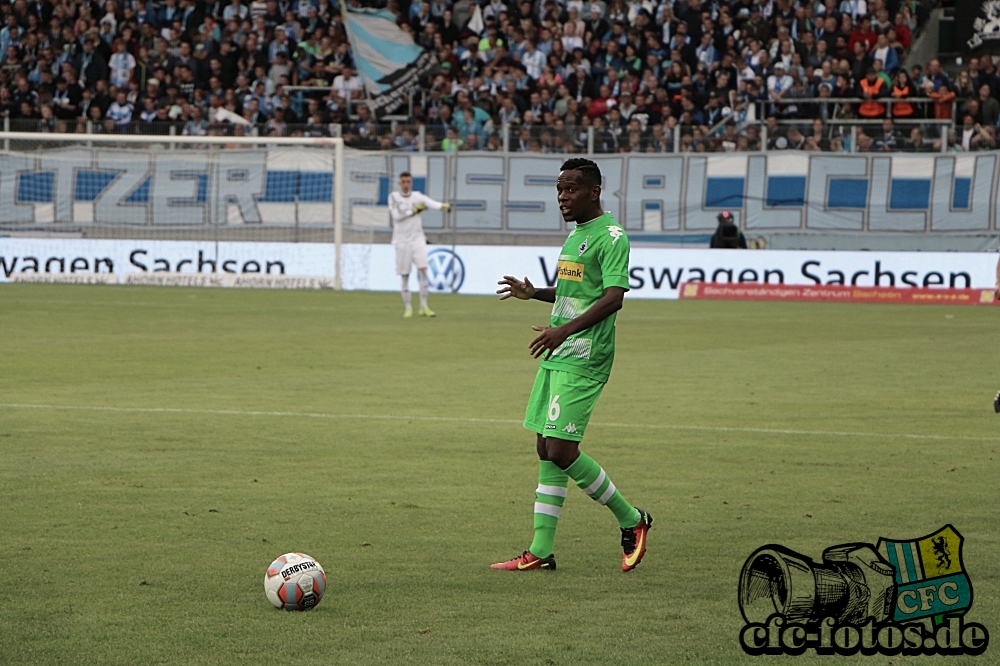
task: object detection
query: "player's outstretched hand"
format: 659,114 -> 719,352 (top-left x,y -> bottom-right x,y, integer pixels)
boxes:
497,275 -> 535,300
529,325 -> 569,359
441,203 -> 451,212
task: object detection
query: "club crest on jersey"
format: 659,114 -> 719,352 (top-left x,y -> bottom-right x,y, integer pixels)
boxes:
578,238 -> 589,256
607,225 -> 624,245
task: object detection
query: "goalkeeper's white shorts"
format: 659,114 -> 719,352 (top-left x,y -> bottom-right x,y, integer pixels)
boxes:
395,239 -> 429,276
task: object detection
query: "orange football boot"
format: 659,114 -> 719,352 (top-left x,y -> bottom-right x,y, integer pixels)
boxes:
490,551 -> 557,571
621,508 -> 652,572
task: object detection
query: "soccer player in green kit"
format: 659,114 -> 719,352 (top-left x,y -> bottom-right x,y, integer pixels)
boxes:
492,158 -> 652,572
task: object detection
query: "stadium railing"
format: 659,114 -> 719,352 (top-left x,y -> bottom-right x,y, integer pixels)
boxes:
0,98 -> 958,155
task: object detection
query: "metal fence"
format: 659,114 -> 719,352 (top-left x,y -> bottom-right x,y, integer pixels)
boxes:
0,96 -> 964,155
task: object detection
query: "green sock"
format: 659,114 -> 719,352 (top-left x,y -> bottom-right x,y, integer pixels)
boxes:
528,461 -> 568,558
564,452 -> 641,529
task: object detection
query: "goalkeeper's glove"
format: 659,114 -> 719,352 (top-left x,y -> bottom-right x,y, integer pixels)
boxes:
441,202 -> 451,212
412,202 -> 427,214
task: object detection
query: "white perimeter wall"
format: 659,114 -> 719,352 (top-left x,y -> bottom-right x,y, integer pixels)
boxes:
0,238 -> 995,299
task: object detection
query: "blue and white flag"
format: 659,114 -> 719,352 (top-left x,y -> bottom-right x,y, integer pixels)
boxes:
343,6 -> 436,116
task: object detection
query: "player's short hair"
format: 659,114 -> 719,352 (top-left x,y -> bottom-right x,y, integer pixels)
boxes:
560,158 -> 602,187
399,171 -> 412,179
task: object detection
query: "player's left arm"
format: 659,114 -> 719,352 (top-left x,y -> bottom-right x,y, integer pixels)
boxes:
415,192 -> 451,213
529,228 -> 630,359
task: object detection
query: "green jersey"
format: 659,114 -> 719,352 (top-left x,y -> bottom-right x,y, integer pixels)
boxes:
540,212 -> 630,383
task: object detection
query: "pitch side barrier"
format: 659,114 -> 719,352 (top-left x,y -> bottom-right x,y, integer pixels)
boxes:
680,282 -> 998,306
1,142 -> 999,249
1,239 -> 995,299
345,152 -> 1000,242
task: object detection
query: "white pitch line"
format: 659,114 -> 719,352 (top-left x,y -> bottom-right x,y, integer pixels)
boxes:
1,402 -> 997,443
0,403 -> 522,425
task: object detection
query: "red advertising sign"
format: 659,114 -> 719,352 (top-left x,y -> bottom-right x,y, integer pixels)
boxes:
678,282 -> 999,306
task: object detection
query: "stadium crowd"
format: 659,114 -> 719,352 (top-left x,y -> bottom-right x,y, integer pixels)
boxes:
0,0 -> 989,153
415,0 -> 942,153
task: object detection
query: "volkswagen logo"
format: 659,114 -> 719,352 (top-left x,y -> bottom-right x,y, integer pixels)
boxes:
426,248 -> 465,293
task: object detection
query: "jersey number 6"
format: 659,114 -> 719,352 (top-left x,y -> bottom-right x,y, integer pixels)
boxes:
548,395 -> 561,422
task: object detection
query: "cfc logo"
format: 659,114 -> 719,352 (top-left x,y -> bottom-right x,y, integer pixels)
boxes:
426,248 -> 465,293
738,525 -> 987,656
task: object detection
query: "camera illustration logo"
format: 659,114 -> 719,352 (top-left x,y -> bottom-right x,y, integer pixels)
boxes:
426,248 -> 465,293
738,525 -> 988,656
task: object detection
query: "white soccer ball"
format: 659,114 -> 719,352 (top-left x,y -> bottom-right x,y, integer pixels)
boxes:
264,552 -> 327,611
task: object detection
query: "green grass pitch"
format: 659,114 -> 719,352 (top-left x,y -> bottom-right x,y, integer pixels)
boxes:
1,284 -> 998,665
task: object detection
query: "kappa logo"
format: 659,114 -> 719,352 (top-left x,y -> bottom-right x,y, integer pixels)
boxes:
562,423 -> 578,434
607,225 -> 624,245
426,248 -> 465,293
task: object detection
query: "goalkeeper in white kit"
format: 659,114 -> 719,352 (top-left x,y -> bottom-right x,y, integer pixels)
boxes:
389,171 -> 451,317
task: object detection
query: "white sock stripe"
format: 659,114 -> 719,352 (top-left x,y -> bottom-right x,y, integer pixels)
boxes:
582,469 -> 607,497
534,502 -> 562,518
536,484 -> 568,498
597,482 -> 617,505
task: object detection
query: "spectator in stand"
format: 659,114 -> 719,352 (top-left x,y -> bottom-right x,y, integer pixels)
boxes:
874,118 -> 900,151
0,0 -> 951,153
264,105 -> 287,135
521,39 -> 545,81
840,0 -> 868,22
870,33 -> 898,76
850,40 -> 870,83
587,83 -> 616,119
52,74 -> 81,121
766,61 -> 792,115
927,76 -> 957,121
906,127 -> 934,152
76,37 -> 108,89
848,15 -> 877,55
955,69 -> 976,99
106,87 -> 133,124
892,12 -> 912,50
183,105 -> 208,135
857,67 -> 887,121
108,40 -> 136,89
960,114 -> 977,151
332,64 -> 361,102
978,84 -> 1000,128
139,95 -> 157,123
970,121 -> 997,151
890,70 -> 915,120
974,55 -> 999,97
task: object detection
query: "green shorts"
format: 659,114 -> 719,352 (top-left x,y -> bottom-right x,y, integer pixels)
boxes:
523,367 -> 605,442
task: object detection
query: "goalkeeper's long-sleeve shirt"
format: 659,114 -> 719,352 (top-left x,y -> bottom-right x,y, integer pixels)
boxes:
388,190 -> 445,245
